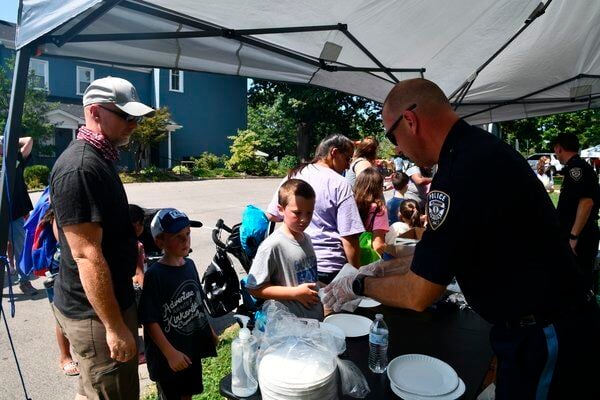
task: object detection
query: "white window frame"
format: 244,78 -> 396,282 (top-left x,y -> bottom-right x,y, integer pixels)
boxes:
76,66 -> 95,95
29,58 -> 49,91
169,69 -> 184,93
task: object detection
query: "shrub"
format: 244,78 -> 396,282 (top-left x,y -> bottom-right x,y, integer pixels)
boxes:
193,168 -> 217,178
226,130 -> 270,176
172,165 -> 191,175
24,165 -> 50,189
193,152 -> 222,170
278,155 -> 298,173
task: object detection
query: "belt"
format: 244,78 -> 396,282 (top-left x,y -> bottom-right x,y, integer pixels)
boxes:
503,291 -> 596,329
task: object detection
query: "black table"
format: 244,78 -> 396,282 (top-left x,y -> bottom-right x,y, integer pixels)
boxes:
220,302 -> 493,399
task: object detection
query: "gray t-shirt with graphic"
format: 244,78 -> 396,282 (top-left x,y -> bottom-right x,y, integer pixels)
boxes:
246,229 -> 324,320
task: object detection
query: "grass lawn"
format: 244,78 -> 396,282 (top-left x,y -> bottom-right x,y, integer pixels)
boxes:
142,324 -> 240,400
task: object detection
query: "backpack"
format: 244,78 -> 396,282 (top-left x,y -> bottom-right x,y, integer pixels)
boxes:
239,205 -> 269,258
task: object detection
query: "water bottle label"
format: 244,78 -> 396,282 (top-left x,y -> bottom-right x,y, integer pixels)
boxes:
369,332 -> 388,345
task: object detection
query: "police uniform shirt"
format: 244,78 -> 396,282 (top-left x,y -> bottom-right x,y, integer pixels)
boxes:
557,154 -> 600,237
410,120 -> 585,324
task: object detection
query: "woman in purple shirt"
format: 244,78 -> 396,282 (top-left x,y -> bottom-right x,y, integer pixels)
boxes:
267,134 -> 365,284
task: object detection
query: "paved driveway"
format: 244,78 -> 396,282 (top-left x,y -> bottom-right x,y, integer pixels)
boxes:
0,178 -> 280,400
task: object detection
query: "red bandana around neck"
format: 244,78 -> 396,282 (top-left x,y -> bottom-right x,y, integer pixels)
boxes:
76,126 -> 119,161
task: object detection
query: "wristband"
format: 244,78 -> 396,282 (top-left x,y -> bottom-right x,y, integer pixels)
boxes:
352,275 -> 366,296
569,233 -> 579,240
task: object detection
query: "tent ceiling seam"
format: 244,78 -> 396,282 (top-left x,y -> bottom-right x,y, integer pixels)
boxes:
235,42 -> 243,76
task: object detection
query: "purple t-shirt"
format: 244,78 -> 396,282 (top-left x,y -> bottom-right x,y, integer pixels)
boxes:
267,164 -> 364,274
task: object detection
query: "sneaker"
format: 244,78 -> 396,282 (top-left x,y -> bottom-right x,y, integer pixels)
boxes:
19,281 -> 38,296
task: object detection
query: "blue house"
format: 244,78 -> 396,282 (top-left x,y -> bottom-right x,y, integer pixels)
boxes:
0,20 -> 247,170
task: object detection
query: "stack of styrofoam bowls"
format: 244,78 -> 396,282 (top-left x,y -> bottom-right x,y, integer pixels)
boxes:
258,343 -> 338,400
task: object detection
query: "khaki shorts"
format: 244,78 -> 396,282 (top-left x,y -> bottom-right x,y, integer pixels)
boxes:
53,304 -> 139,400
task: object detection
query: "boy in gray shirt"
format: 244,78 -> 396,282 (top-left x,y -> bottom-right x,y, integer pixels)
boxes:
246,179 -> 324,320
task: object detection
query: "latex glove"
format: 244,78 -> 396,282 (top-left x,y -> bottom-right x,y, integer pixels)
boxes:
322,271 -> 359,313
358,260 -> 385,277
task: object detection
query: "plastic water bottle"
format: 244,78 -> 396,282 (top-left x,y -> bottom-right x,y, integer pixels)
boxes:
368,313 -> 389,373
231,318 -> 258,397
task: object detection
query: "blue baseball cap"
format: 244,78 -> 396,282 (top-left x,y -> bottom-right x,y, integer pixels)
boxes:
150,208 -> 202,238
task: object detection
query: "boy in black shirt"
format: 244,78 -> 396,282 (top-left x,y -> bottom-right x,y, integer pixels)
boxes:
139,208 -> 217,400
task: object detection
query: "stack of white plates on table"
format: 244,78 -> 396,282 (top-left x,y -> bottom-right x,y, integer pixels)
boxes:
387,354 -> 466,400
258,343 -> 338,400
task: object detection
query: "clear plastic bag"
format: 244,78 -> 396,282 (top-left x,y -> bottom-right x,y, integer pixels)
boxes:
255,300 -> 370,399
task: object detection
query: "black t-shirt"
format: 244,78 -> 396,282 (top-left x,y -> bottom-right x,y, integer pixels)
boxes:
139,259 -> 216,382
12,152 -> 34,220
49,140 -> 137,319
411,120 -> 587,324
557,155 -> 600,239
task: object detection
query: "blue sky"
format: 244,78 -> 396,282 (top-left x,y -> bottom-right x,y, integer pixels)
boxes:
0,1 -> 18,23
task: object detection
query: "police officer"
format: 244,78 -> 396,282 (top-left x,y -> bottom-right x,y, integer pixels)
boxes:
323,78 -> 600,399
553,133 -> 600,293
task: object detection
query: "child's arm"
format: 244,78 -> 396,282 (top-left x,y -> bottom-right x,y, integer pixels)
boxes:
145,322 -> 191,372
132,243 -> 145,287
248,283 -> 319,309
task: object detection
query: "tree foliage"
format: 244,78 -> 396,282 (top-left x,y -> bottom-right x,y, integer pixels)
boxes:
226,129 -> 269,175
0,56 -> 56,154
128,107 -> 171,170
247,80 -> 383,160
501,109 -> 600,154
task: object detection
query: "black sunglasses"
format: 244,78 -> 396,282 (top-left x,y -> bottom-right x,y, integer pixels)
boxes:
385,103 -> 417,146
97,105 -> 143,123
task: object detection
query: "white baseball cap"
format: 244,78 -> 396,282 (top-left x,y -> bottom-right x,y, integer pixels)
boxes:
83,76 -> 154,117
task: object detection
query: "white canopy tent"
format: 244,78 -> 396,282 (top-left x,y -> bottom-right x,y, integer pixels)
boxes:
581,145 -> 600,159
2,0 -> 600,263
13,0 -> 600,124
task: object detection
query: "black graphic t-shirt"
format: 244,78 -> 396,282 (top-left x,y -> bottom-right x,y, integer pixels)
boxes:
139,259 -> 216,381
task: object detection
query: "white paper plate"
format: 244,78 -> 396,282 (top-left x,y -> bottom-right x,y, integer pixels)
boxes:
390,377 -> 465,400
358,297 -> 381,308
323,314 -> 372,337
387,354 -> 459,396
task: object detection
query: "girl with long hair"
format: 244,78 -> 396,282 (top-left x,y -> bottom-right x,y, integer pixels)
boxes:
354,167 -> 389,256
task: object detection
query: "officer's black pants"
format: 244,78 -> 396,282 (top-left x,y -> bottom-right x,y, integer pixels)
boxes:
574,231 -> 599,293
491,301 -> 600,399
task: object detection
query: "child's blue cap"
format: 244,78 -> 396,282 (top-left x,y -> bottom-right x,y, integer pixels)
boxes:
150,208 -> 202,238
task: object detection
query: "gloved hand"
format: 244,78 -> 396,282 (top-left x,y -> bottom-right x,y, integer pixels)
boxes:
358,260 -> 385,277
322,268 -> 359,312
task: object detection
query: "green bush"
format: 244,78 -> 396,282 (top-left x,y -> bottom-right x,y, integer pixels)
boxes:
193,152 -> 222,170
24,165 -> 50,189
172,165 -> 191,175
226,130 -> 270,176
193,168 -> 217,178
278,155 -> 298,173
213,168 -> 239,177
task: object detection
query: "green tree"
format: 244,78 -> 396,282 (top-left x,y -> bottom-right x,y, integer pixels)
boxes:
248,80 -> 382,161
0,56 -> 56,154
226,129 -> 269,175
128,107 -> 171,170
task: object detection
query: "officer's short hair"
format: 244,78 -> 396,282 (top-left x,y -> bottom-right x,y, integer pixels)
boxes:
384,78 -> 449,114
552,133 -> 580,152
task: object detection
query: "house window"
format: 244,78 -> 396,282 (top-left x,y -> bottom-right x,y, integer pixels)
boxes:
29,58 -> 49,90
76,66 -> 94,95
169,70 -> 183,92
37,134 -> 56,157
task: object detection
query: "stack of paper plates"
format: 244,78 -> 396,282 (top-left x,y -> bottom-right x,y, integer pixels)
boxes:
387,354 -> 466,400
258,343 -> 338,400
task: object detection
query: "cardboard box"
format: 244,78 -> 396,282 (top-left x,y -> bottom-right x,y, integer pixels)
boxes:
398,227 -> 425,240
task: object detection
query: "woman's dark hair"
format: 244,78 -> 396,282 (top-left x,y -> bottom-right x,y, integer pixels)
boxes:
128,204 -> 145,224
399,199 -> 422,228
288,134 -> 354,178
353,167 -> 385,227
390,172 -> 410,190
354,136 -> 379,161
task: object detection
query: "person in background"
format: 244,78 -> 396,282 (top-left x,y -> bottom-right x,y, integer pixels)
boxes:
404,162 -> 432,211
553,133 -> 600,293
345,136 -> 379,187
385,199 -> 422,245
1,135 -> 37,296
246,179 -> 323,320
354,167 -> 389,257
50,76 -> 154,399
139,208 -> 218,400
324,78 -> 600,399
535,156 -> 554,193
386,172 -> 410,224
129,204 -> 146,291
266,134 -> 364,284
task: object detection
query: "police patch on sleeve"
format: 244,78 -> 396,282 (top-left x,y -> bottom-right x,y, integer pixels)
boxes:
427,190 -> 450,230
569,167 -> 582,181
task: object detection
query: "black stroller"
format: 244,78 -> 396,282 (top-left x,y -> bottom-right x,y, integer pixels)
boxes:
200,218 -> 274,320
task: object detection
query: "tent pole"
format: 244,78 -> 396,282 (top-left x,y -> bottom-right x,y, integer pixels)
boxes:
0,46 -> 32,298
449,0 -> 553,105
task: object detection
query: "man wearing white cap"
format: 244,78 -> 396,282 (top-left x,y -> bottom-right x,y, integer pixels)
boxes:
49,77 -> 153,399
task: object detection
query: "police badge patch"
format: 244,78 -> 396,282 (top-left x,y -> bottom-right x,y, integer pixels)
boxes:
427,190 -> 450,230
570,167 -> 582,181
